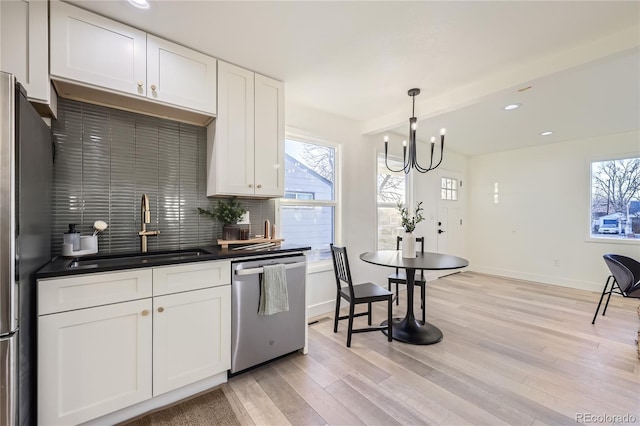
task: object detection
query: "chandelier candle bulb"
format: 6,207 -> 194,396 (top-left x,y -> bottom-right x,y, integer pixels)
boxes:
384,136 -> 389,159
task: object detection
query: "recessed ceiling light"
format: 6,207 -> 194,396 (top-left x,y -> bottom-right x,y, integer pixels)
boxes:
128,0 -> 150,9
503,103 -> 520,111
540,131 -> 553,136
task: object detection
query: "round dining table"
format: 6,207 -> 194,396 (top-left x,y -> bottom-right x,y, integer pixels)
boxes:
359,250 -> 468,345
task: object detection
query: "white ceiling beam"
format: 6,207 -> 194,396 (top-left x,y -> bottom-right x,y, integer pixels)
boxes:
361,26 -> 640,136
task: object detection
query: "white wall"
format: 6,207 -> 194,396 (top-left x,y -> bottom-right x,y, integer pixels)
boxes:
467,130 -> 640,292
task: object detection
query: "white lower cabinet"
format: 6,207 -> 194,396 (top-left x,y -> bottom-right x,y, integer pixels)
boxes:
153,286 -> 231,395
37,261 -> 231,425
38,299 -> 153,426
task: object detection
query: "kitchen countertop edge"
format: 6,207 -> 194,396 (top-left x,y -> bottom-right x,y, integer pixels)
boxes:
36,244 -> 311,279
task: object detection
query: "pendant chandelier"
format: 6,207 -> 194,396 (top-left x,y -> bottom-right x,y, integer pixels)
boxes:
384,88 -> 446,174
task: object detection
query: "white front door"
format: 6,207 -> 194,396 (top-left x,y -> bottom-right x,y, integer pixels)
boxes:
435,170 -> 463,277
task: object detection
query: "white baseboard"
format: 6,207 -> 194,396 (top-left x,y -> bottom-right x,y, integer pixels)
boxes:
468,266 -> 602,293
83,372 -> 228,425
307,299 -> 336,320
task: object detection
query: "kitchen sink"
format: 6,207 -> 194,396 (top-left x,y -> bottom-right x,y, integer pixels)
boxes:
67,248 -> 211,269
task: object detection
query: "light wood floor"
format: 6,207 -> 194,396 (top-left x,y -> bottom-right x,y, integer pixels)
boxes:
222,272 -> 640,425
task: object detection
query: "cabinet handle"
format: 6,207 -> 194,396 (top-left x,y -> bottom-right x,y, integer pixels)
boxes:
158,307 -> 164,313
137,81 -> 143,88
150,84 -> 157,91
141,310 -> 149,316
248,184 -> 253,188
257,184 -> 262,189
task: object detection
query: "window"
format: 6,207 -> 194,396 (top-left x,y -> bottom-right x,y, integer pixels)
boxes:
280,138 -> 337,261
441,177 -> 458,200
377,154 -> 407,249
590,157 -> 640,239
284,191 -> 314,200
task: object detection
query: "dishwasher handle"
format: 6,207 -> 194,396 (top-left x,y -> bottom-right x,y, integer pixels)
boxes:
234,261 -> 306,276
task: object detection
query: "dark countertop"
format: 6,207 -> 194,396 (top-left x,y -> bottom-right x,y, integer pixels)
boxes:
37,244 -> 311,279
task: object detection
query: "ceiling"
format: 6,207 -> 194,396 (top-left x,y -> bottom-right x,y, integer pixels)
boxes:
68,1 -> 640,156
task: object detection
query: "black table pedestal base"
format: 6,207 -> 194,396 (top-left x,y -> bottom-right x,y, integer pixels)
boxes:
381,316 -> 443,345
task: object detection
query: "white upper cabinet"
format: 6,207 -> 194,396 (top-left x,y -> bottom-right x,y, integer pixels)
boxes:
1,0 -> 57,116
50,0 -> 147,97
212,62 -> 255,196
147,35 -> 217,114
49,0 -> 217,122
254,73 -> 285,197
209,61 -> 284,198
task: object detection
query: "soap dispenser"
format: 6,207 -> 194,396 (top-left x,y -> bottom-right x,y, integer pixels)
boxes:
63,223 -> 80,251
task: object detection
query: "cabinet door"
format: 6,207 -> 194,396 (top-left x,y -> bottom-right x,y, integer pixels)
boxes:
153,286 -> 231,395
254,74 -> 285,197
50,0 -> 146,97
0,0 -> 49,103
38,299 -> 153,425
146,35 -> 217,114
214,61 -> 255,196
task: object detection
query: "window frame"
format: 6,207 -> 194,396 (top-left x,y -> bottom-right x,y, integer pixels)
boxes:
278,131 -> 342,269
375,151 -> 412,250
586,153 -> 640,245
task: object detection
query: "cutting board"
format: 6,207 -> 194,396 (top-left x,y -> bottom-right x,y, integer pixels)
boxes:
217,238 -> 283,249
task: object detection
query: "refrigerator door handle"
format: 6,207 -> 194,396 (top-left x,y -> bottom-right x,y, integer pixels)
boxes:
14,236 -> 19,286
0,72 -> 17,335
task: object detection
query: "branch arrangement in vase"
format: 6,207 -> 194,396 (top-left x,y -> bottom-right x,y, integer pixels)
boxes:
397,201 -> 424,232
197,197 -> 247,225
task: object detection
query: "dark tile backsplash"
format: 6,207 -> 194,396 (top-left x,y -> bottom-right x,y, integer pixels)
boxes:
51,98 -> 274,255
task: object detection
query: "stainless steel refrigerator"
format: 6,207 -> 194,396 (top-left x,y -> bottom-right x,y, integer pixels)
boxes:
0,72 -> 52,426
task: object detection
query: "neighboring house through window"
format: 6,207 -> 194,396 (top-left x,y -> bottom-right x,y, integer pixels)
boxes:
590,156 -> 640,239
280,138 -> 338,261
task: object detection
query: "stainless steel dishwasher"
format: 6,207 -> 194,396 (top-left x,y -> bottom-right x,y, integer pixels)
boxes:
231,254 -> 306,374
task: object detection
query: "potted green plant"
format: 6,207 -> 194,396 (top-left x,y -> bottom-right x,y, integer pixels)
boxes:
198,197 -> 247,240
397,201 -> 424,258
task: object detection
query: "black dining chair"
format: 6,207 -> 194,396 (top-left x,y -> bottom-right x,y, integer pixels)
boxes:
330,244 -> 393,347
592,254 -> 640,324
388,235 -> 427,323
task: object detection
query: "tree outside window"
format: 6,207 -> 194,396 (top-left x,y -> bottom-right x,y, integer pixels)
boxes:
377,154 -> 406,249
590,157 -> 640,238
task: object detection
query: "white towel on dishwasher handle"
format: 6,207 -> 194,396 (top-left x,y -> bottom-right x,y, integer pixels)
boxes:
258,264 -> 289,315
